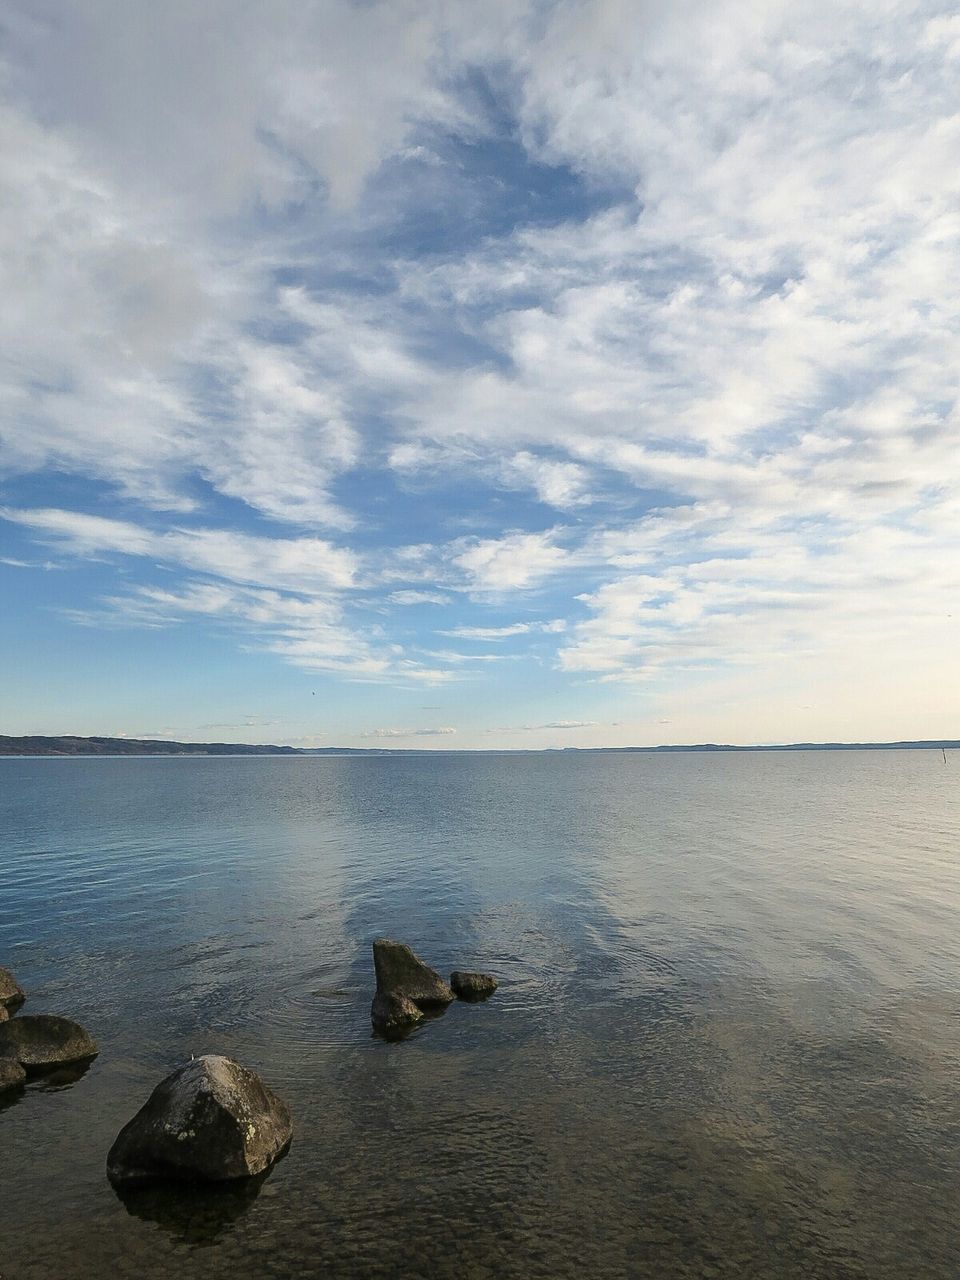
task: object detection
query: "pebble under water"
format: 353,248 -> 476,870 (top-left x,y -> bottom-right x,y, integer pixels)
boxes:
1,750 -> 959,1279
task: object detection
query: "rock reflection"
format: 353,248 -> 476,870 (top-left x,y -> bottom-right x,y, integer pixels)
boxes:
114,1167 -> 275,1247
0,1082 -> 25,1112
27,1057 -> 96,1089
370,1000 -> 451,1042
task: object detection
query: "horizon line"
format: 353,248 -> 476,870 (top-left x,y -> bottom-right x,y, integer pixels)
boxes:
1,733 -> 957,757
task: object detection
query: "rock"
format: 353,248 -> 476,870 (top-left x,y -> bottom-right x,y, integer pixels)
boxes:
451,971 -> 498,1001
0,1004 -> 9,1023
0,966 -> 25,1012
0,1057 -> 26,1093
370,988 -> 424,1037
372,938 -> 454,1008
0,1014 -> 98,1070
107,1055 -> 292,1187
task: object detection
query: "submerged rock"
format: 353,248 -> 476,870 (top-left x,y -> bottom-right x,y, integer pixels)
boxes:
370,988 -> 424,1037
107,1055 -> 292,1187
0,966 -> 25,1013
372,938 -> 454,1008
0,1057 -> 26,1093
450,971 -> 498,1001
0,1014 -> 98,1070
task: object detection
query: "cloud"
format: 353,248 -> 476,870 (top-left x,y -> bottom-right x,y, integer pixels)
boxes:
443,622 -> 532,640
498,451 -> 593,508
361,726 -> 457,738
115,581 -> 458,684
442,619 -> 566,639
557,510 -> 960,687
495,719 -> 598,732
453,531 -> 569,592
388,590 -> 452,605
0,507 -> 454,684
3,2 -> 959,737
419,649 -> 514,664
1,508 -> 356,591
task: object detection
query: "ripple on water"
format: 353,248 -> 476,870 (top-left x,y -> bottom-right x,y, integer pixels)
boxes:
1,751 -> 960,1279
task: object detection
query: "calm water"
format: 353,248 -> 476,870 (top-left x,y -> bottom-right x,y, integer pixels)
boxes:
1,752 -> 959,1279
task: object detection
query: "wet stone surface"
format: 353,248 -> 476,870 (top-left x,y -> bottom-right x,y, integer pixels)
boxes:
0,965 -> 25,1012
371,938 -> 454,1008
0,1014 -> 98,1070
107,1055 -> 293,1187
0,1056 -> 26,1093
451,972 -> 498,1001
370,987 -> 424,1037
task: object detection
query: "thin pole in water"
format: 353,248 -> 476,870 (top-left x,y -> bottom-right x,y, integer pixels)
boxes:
943,746 -> 948,765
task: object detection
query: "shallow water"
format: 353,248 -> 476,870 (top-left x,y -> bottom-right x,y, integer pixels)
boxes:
1,751 -> 959,1279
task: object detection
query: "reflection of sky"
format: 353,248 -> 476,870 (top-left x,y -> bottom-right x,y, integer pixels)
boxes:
6,750 -> 959,1049
4,753 -> 960,1276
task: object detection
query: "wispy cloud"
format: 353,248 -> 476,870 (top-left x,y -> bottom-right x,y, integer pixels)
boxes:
442,620 -> 566,640
388,590 -> 452,606
2,508 -> 356,591
494,720 -> 598,732
3,1 -> 958,739
361,726 -> 457,738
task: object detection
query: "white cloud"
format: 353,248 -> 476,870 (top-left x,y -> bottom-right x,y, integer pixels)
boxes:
495,719 -> 598,732
557,508 -> 960,691
442,619 -> 566,639
361,726 -> 457,738
499,451 -> 593,508
3,2 -> 959,737
453,531 -> 569,592
420,649 -> 513,664
1,508 -> 356,591
107,580 -> 456,685
388,590 -> 452,605
443,622 -> 532,639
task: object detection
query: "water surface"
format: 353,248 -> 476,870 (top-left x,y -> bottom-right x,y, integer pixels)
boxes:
2,752 -> 959,1278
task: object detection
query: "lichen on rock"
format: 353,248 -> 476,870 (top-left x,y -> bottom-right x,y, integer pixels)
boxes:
107,1055 -> 292,1187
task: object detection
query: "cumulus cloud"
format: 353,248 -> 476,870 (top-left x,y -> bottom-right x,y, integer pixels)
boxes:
453,531 -> 569,592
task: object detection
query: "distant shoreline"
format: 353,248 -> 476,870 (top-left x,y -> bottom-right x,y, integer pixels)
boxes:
0,734 -> 956,757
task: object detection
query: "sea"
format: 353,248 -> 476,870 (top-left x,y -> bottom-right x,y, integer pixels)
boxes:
1,750 -> 959,1279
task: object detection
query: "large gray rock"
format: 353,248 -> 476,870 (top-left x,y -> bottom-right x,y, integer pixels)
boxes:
370,988 -> 423,1037
0,966 -> 25,1012
0,1014 -> 98,1069
107,1055 -> 292,1187
372,938 -> 454,1008
451,971 -> 498,1001
0,1057 -> 26,1093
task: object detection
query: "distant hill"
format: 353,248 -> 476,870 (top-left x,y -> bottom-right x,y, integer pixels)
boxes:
0,734 -> 957,756
0,735 -> 300,757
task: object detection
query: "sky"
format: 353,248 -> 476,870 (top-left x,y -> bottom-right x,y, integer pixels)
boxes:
1,0 -> 958,750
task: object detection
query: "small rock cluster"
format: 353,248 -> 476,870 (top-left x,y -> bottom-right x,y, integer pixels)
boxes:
0,966 -> 98,1095
2,937 -> 498,1191
371,938 -> 498,1037
1,962 -> 292,1188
